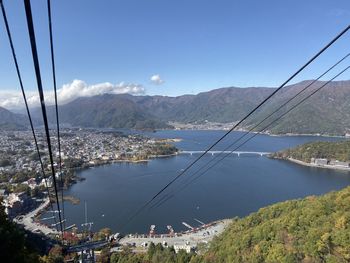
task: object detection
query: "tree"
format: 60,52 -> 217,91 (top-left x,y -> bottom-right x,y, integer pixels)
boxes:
110,252 -> 120,263
94,228 -> 112,240
97,248 -> 110,263
44,245 -> 64,263
177,249 -> 192,263
148,242 -> 156,259
0,198 -> 40,263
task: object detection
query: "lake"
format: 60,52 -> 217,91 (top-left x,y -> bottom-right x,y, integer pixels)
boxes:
49,130 -> 350,234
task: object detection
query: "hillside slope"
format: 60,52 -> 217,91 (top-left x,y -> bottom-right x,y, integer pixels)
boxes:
247,80 -> 350,135
6,80 -> 350,134
202,186 -> 350,263
44,94 -> 172,130
272,140 -> 350,163
0,107 -> 28,130
130,87 -> 273,123
53,80 -> 350,134
107,186 -> 350,262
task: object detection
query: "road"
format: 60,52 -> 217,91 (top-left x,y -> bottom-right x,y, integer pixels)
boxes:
112,219 -> 231,252
67,240 -> 108,253
14,198 -> 60,236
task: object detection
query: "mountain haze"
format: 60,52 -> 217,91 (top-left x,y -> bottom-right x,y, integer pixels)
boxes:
0,106 -> 28,130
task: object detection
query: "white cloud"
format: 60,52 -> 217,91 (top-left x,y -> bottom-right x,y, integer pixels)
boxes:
150,74 -> 164,85
0,79 -> 145,109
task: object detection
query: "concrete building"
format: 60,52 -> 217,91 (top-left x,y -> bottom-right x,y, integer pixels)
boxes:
3,192 -> 33,218
313,158 -> 328,166
173,244 -> 195,253
329,160 -> 350,168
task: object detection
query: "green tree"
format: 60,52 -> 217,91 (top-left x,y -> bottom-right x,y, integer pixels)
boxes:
148,242 -> 156,259
0,198 -> 40,263
45,245 -> 64,263
97,248 -> 110,263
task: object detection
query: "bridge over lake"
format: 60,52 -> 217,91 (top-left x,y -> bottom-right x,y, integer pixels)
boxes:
180,150 -> 271,157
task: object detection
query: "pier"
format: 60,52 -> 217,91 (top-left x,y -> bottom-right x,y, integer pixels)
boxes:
113,219 -> 231,253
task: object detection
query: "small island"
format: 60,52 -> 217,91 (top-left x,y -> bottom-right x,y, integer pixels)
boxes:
271,140 -> 350,171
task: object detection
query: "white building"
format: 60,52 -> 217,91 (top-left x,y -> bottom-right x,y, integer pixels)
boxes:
173,244 -> 195,253
313,158 -> 328,166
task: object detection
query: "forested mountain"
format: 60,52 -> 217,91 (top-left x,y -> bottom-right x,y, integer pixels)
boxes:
129,87 -> 273,123
47,80 -> 350,134
200,186 -> 350,262
272,140 -> 350,163
0,106 -> 28,130
40,87 -> 273,130
2,80 -> 350,134
44,95 -> 172,130
246,80 -> 350,135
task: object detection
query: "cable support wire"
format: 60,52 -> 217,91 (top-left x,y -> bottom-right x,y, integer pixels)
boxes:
0,0 -> 59,230
150,52 -> 350,209
47,0 -> 65,230
119,24 -> 350,230
23,0 -> 64,236
152,64 -> 350,209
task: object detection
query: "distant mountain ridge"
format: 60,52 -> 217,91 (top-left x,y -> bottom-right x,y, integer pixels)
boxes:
46,95 -> 172,130
129,87 -> 273,123
0,106 -> 28,130
2,80 -> 350,135
246,80 -> 350,135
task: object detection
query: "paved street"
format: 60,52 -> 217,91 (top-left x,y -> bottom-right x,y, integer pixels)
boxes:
14,198 -> 60,236
112,219 -> 231,252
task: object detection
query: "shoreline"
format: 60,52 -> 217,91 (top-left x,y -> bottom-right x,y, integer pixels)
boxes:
167,128 -> 350,138
115,219 -> 231,252
38,152 -> 180,220
67,152 -> 179,171
14,198 -> 60,236
285,157 -> 350,172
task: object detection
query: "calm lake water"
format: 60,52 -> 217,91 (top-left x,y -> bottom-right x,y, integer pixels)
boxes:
49,130 -> 350,234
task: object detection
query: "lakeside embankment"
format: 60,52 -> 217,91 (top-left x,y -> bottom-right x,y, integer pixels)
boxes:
14,198 -> 59,236
267,132 -> 350,138
113,219 -> 231,253
169,122 -> 350,138
271,140 -> 350,172
286,157 -> 350,172
84,152 -> 179,166
63,150 -> 180,187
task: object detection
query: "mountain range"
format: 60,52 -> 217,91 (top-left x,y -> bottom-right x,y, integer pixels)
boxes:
0,106 -> 28,130
2,80 -> 350,135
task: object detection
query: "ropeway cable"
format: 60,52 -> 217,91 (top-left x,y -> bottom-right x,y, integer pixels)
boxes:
119,24 -> 350,230
152,65 -> 350,209
0,0 -> 59,230
150,52 -> 350,209
23,0 -> 64,236
47,0 -> 65,231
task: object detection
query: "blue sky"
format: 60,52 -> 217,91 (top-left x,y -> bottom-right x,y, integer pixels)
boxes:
0,0 -> 349,108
